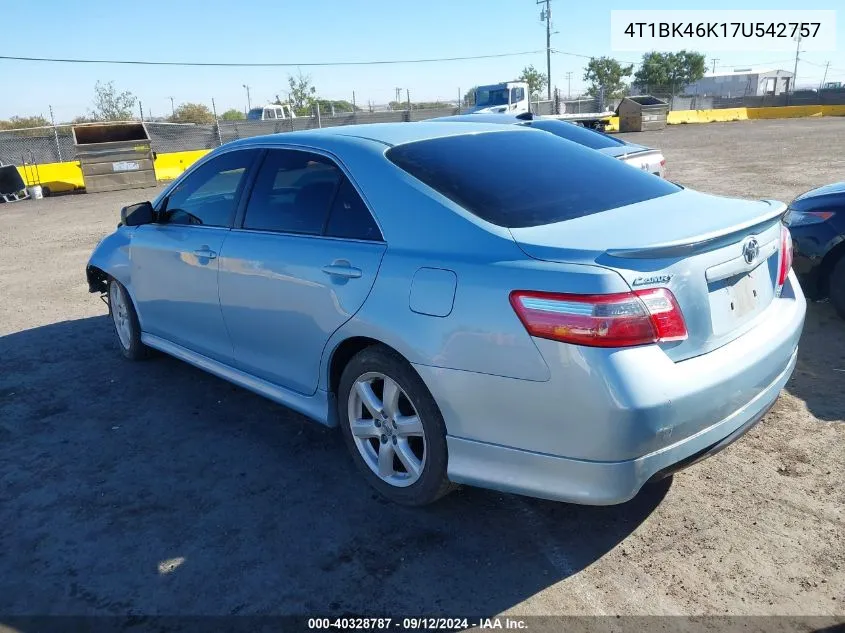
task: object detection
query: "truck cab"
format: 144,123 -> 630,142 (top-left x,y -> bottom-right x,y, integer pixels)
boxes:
247,104 -> 297,121
468,82 -> 530,115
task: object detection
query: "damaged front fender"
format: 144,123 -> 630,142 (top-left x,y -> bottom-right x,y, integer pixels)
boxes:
86,228 -> 133,293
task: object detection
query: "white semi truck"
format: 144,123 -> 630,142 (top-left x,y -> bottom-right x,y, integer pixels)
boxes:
466,81 -> 614,130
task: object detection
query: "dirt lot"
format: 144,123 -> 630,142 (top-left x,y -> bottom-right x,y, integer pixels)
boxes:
0,118 -> 843,619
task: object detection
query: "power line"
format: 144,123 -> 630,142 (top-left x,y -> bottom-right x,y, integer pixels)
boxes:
803,59 -> 845,72
0,50 -> 546,68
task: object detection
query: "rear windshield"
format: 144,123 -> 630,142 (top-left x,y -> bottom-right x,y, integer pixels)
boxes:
523,119 -> 626,150
386,130 -> 680,228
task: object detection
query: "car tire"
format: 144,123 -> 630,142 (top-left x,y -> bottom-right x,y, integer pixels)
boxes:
829,256 -> 845,320
107,278 -> 150,361
338,345 -> 454,506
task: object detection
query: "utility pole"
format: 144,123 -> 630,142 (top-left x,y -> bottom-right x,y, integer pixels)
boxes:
565,72 -> 572,99
820,61 -> 830,90
711,58 -> 719,73
395,87 -> 402,106
139,101 -> 144,122
242,84 -> 251,111
48,104 -> 63,162
792,35 -> 802,93
168,96 -> 175,117
537,0 -> 553,100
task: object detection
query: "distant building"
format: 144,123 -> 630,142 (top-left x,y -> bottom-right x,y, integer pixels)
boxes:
685,68 -> 794,98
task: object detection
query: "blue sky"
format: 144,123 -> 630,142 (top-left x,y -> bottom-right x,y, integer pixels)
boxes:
1,0 -> 842,122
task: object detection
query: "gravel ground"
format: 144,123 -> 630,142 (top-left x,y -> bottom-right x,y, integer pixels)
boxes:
0,118 -> 843,620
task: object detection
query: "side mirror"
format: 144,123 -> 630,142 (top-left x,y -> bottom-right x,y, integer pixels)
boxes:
120,201 -> 155,227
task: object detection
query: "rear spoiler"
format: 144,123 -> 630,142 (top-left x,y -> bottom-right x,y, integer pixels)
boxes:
605,200 -> 787,259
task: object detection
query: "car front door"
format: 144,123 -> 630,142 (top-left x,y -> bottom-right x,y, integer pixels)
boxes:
130,149 -> 260,362
218,148 -> 386,394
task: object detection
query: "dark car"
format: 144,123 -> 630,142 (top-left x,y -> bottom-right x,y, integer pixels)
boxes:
785,182 -> 845,317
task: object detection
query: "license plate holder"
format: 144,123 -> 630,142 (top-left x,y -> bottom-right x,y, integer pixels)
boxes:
708,263 -> 772,336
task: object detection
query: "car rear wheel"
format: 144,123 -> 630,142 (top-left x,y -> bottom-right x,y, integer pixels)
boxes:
829,256 -> 845,320
338,345 -> 453,505
108,279 -> 150,361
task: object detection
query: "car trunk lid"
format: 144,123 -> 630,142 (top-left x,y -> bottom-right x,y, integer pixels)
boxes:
509,189 -> 787,361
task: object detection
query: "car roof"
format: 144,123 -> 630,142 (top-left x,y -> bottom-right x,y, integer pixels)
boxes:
225,121 -> 529,150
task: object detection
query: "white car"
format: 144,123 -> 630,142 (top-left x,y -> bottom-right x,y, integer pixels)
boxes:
432,113 -> 667,178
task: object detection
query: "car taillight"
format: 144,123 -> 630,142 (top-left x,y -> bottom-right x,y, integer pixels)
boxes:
509,288 -> 687,348
776,224 -> 793,293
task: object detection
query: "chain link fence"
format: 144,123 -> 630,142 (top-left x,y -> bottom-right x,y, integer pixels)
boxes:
0,106 -> 470,166
4,87 -> 843,167
636,87 -> 845,111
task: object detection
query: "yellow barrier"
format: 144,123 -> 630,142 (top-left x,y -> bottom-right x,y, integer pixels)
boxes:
666,108 -> 748,124
606,103 -> 844,132
746,104 -> 845,119
152,149 -> 210,181
16,161 -> 84,193
15,149 -> 210,192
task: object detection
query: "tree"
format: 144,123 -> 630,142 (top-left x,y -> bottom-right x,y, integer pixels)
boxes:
583,57 -> 634,100
169,103 -> 215,124
462,86 -> 478,106
518,65 -> 547,99
313,99 -> 359,114
286,70 -> 317,116
0,115 -> 50,130
91,80 -> 137,121
633,50 -> 706,95
220,108 -> 246,121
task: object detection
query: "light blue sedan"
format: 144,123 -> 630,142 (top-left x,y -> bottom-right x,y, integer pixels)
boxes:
87,122 -> 806,506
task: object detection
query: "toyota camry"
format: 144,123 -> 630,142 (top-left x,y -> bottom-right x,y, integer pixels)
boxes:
87,122 -> 805,506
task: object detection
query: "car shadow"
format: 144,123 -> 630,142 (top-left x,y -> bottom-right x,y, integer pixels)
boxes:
0,316 -> 668,616
786,300 -> 845,422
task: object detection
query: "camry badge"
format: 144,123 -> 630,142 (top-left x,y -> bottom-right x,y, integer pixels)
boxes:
632,274 -> 673,286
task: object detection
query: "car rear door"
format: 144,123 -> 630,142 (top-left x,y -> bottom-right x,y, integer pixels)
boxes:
218,148 -> 386,395
130,149 -> 260,363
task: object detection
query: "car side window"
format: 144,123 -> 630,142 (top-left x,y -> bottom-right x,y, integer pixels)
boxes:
325,177 -> 382,241
163,150 -> 257,227
243,149 -> 342,234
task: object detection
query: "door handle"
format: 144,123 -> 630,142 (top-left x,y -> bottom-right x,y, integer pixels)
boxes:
193,247 -> 218,260
322,262 -> 362,279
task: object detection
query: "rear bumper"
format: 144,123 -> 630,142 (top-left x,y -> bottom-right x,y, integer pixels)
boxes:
415,272 -> 805,505
444,349 -> 792,505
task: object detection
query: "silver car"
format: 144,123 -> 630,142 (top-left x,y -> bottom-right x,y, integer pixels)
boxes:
87,122 -> 805,506
430,113 -> 667,177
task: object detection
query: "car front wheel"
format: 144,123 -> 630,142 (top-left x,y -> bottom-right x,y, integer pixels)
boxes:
108,279 -> 150,360
338,345 -> 453,505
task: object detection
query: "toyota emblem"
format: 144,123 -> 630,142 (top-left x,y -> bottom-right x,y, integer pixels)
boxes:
742,237 -> 760,265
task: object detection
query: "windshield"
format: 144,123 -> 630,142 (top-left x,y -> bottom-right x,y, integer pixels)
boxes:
475,88 -> 509,107
247,108 -> 264,120
386,130 -> 680,228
